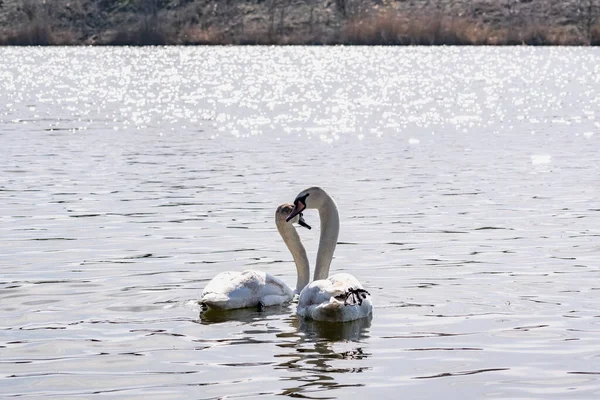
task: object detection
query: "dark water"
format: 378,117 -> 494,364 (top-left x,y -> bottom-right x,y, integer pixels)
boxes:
1,47 -> 599,399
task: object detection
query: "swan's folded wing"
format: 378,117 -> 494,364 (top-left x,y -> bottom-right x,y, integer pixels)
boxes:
201,271 -> 242,297
298,279 -> 337,307
263,273 -> 294,298
327,273 -> 365,290
201,270 -> 293,310
200,270 -> 262,309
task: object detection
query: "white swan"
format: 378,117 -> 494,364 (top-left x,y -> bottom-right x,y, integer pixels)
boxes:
286,187 -> 373,322
200,204 -> 311,311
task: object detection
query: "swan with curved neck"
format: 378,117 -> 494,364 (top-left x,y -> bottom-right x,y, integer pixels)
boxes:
286,187 -> 373,322
200,204 -> 311,311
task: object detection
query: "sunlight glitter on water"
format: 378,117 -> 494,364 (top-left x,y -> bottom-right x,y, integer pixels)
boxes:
530,154 -> 552,165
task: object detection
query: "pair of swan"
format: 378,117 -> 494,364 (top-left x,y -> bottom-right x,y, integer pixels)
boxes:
200,187 -> 372,322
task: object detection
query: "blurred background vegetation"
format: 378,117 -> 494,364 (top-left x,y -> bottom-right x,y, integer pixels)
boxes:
0,0 -> 598,45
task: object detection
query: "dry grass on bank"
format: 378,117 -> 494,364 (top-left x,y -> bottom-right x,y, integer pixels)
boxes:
179,26 -> 225,45
593,25 -> 600,45
0,24 -> 76,45
104,22 -> 171,46
0,4 -> 598,46
178,14 -> 599,46
0,1 -> 77,45
341,11 -> 591,46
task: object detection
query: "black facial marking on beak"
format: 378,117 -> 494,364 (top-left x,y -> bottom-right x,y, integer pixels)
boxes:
286,193 -> 310,222
286,201 -> 305,222
297,213 -> 311,230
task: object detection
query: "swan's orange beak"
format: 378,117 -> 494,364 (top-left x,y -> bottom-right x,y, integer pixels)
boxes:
286,201 -> 305,222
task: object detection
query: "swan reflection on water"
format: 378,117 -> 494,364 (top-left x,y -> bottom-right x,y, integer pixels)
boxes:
294,313 -> 372,342
198,303 -> 294,324
275,315 -> 373,397
197,305 -> 372,398
197,305 -> 372,342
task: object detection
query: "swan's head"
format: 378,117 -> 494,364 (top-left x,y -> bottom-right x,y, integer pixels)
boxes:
276,203 -> 311,230
285,187 -> 328,222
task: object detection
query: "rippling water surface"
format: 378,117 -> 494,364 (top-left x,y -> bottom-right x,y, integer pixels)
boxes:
1,46 -> 599,399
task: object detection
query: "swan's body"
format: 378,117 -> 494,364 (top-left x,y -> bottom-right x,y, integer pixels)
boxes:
200,204 -> 310,311
200,270 -> 293,310
286,187 -> 373,322
200,270 -> 294,310
297,272 -> 372,322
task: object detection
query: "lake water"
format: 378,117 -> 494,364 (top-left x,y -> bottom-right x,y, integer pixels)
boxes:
1,46 -> 599,399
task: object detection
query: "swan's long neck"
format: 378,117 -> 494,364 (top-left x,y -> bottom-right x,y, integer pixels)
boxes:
314,195 -> 339,281
277,222 -> 310,293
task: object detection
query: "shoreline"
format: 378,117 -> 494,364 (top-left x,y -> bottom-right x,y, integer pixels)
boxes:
0,0 -> 598,46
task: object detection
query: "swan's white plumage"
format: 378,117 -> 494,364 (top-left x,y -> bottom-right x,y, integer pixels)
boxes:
297,272 -> 373,322
287,187 -> 373,322
200,270 -> 293,310
199,203 -> 310,311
